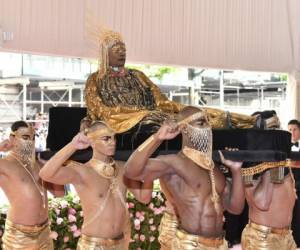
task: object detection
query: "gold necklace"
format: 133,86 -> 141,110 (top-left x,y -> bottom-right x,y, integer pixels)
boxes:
88,158 -> 118,179
8,152 -> 46,208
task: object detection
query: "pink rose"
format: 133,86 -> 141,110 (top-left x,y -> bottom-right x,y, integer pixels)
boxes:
63,236 -> 69,242
69,224 -> 77,232
127,202 -> 135,208
60,200 -> 68,208
79,211 -> 83,217
149,218 -> 154,224
55,208 -> 60,215
154,207 -> 163,215
73,229 -> 81,238
134,224 -> 141,231
68,208 -> 76,215
50,231 -> 58,240
139,234 -> 146,241
148,203 -> 154,209
68,214 -> 77,223
135,211 -> 141,218
150,225 -> 156,231
150,236 -> 155,242
73,196 -> 80,203
133,219 -> 140,226
56,217 -> 63,225
139,215 -> 145,222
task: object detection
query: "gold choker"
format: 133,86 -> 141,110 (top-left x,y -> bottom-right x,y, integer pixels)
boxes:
88,158 -> 118,179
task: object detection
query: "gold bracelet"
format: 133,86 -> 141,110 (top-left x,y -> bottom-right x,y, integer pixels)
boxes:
137,135 -> 155,152
218,150 -> 225,165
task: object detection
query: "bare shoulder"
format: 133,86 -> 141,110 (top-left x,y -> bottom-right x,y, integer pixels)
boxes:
115,160 -> 125,177
115,160 -> 125,168
0,157 -> 15,175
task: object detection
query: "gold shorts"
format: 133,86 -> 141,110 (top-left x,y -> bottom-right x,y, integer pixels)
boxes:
241,221 -> 297,250
158,211 -> 179,249
76,233 -> 125,250
172,229 -> 228,250
2,219 -> 53,250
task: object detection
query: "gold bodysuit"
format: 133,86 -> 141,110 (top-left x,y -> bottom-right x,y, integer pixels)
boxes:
85,69 -> 183,133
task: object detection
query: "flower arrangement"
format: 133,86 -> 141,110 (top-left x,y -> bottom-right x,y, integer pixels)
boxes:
0,192 -> 166,250
48,194 -> 83,249
128,191 -> 166,250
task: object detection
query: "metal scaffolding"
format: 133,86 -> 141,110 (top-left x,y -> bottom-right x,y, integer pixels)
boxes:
0,77 -> 85,124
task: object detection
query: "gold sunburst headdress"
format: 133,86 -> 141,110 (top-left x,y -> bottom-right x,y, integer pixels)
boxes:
86,15 -> 124,79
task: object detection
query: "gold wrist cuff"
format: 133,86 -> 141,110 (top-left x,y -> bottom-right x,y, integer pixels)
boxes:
137,135 -> 155,152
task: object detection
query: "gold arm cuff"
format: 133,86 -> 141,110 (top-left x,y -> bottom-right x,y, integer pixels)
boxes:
218,150 -> 225,165
137,135 -> 155,152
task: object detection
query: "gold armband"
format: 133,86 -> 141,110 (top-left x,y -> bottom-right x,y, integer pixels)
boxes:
137,135 -> 155,152
218,150 -> 225,165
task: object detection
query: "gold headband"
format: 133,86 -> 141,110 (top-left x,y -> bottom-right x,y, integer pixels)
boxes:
178,111 -> 209,125
86,127 -> 115,140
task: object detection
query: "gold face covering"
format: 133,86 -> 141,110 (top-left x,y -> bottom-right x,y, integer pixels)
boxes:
11,126 -> 35,163
181,111 -> 212,159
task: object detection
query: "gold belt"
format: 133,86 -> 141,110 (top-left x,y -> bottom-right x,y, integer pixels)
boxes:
248,221 -> 290,235
80,234 -> 124,247
176,229 -> 224,248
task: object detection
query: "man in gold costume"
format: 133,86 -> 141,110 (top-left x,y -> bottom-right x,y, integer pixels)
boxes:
125,106 -> 245,250
0,121 -> 63,249
241,168 -> 297,250
84,28 -> 256,133
40,121 -> 153,250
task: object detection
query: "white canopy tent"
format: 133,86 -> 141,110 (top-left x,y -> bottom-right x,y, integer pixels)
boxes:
0,0 -> 299,119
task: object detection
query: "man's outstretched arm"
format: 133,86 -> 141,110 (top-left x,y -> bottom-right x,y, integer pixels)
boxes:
245,170 -> 274,211
39,132 -> 89,185
124,122 -> 180,180
221,154 -> 245,214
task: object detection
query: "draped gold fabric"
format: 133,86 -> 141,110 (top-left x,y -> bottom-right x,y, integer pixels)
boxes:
241,222 -> 296,250
158,211 -> 179,249
85,69 -> 184,133
85,69 -> 256,133
2,219 -> 53,250
172,229 -> 228,250
204,107 -> 256,129
76,234 -> 125,250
